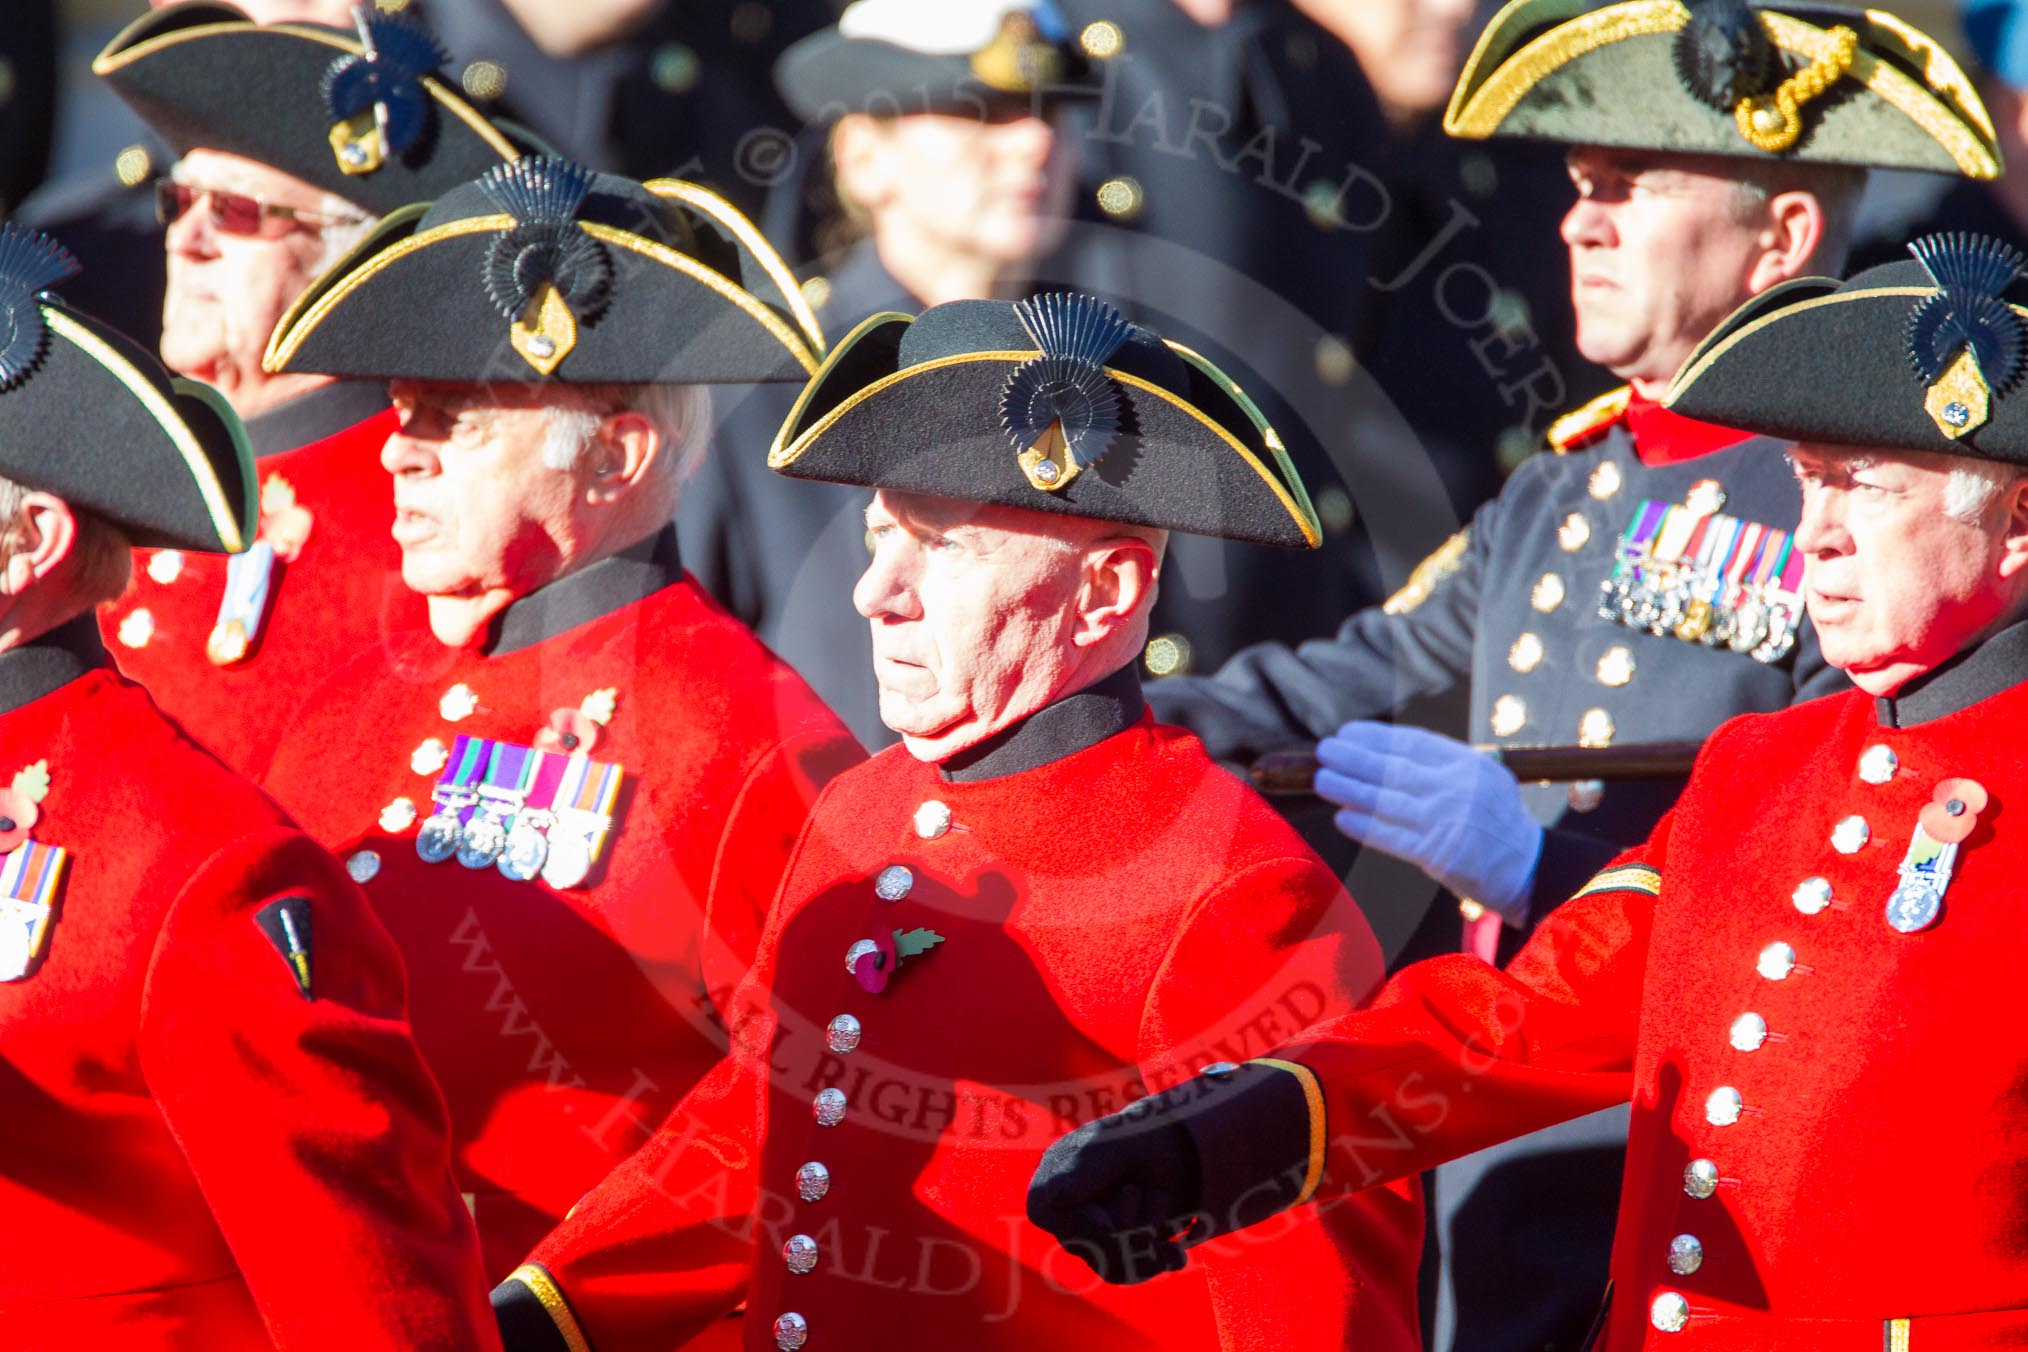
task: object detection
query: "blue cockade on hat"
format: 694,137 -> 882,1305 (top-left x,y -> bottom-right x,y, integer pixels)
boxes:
999,292 -> 1133,493
0,225 -> 80,392
321,7 -> 447,176
478,157 -> 613,375
1905,232 -> 2026,440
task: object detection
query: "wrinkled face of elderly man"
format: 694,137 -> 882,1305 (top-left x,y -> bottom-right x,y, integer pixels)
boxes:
381,379 -> 708,648
854,489 -> 1164,761
1789,443 -> 2028,694
159,149 -> 373,417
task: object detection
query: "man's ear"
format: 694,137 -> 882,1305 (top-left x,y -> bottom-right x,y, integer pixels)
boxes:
583,409 -> 662,507
1747,190 -> 1827,292
1071,537 -> 1160,648
1995,472 -> 2028,585
0,494 -> 77,597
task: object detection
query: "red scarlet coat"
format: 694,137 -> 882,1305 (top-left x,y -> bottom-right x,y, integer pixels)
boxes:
1284,625 -> 2028,1349
100,403 -> 417,779
0,636 -> 496,1350
262,560 -> 863,1280
501,704 -> 1425,1351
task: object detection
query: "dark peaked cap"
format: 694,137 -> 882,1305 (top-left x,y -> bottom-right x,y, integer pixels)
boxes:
264,158 -> 826,386
1445,0 -> 2000,178
1666,232 -> 2028,465
776,0 -> 1092,121
0,225 -> 254,554
769,295 -> 1322,548
95,1 -> 528,216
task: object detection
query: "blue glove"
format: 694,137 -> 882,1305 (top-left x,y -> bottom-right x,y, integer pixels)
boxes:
1314,722 -> 1543,926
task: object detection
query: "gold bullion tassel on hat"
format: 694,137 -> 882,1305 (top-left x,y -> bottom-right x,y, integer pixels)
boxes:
1671,1 -> 1857,155
322,7 -> 447,176
477,158 -> 614,375
1906,233 -> 2026,440
1000,293 -> 1133,493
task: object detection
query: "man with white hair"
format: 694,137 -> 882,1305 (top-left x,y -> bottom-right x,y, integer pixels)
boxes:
92,1 -> 530,775
0,222 -> 501,1348
255,157 -> 864,1280
1034,229 -> 2028,1347
491,293 -> 1427,1352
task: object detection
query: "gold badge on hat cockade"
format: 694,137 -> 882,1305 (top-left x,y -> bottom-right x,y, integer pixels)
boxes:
322,7 -> 448,176
479,158 -> 615,375
1905,232 -> 2026,439
999,292 -> 1133,493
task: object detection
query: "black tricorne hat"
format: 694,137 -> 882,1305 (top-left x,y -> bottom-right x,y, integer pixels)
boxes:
95,1 -> 529,216
776,0 -> 1091,121
263,157 -> 826,385
0,225 -> 253,553
768,293 -> 1322,548
1665,232 -> 2028,465
1445,0 -> 1999,178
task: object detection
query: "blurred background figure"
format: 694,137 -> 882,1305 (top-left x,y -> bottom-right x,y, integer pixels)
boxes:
0,1 -> 60,221
419,0 -> 833,216
679,0 -> 1088,750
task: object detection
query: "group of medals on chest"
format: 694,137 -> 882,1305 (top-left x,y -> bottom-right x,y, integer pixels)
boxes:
1489,464 -> 1803,753
347,683 -> 627,891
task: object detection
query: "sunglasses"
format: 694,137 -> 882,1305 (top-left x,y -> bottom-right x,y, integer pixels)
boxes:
154,179 -> 367,239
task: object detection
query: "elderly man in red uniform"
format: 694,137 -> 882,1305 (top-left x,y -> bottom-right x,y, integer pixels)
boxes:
92,1 -> 531,775
0,224 -> 497,1347
488,293 -> 1424,1351
252,157 -> 860,1280
1033,231 -> 2028,1347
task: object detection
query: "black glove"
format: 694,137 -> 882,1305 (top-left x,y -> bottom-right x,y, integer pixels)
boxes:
1027,1101 -> 1203,1285
1027,1060 -> 1320,1285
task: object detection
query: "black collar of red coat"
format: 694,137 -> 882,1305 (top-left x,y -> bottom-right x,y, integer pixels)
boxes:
939,661 -> 1145,784
485,523 -> 680,657
242,379 -> 390,460
1876,613 -> 2028,728
0,613 -> 108,714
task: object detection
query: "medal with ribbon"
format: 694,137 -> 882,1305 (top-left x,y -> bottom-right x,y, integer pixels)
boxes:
0,839 -> 66,982
0,760 -> 63,982
416,734 -> 486,863
457,741 -> 538,870
1886,779 -> 1989,934
542,753 -> 625,889
498,749 -> 570,883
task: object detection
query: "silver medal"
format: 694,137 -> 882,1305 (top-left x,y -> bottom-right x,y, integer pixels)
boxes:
497,816 -> 551,883
457,811 -> 509,869
542,831 -> 593,889
1886,842 -> 1955,934
416,810 -> 464,864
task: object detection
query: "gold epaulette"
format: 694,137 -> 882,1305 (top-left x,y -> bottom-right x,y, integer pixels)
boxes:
1547,386 -> 1633,454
